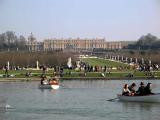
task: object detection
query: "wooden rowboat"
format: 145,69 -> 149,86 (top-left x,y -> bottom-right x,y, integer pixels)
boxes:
39,84 -> 59,90
49,80 -> 59,90
39,79 -> 60,90
51,84 -> 59,90
117,93 -> 160,103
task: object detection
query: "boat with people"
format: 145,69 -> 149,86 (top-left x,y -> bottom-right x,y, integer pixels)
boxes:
39,84 -> 59,90
117,93 -> 160,102
49,79 -> 60,90
39,76 -> 60,90
116,82 -> 160,103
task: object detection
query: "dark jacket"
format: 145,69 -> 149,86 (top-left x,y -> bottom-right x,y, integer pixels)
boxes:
136,86 -> 145,95
144,85 -> 153,95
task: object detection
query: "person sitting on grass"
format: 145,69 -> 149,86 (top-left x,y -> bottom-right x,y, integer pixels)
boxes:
122,84 -> 131,96
26,71 -> 32,77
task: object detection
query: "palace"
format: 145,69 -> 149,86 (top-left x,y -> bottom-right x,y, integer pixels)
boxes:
43,38 -> 123,51
27,34 -> 132,51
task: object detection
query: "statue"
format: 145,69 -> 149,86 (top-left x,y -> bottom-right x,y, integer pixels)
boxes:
67,57 -> 72,69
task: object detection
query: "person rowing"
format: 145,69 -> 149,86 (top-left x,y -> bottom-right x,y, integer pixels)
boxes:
136,82 -> 145,96
49,78 -> 59,85
40,75 -> 49,85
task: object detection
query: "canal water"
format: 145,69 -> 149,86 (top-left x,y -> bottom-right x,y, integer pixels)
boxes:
0,80 -> 160,120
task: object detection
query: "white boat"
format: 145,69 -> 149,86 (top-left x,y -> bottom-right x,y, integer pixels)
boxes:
117,93 -> 160,103
51,84 -> 59,90
39,79 -> 60,90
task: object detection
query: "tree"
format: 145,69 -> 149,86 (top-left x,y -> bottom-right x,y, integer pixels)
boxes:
18,35 -> 27,50
0,33 -> 8,50
127,33 -> 160,50
136,33 -> 158,49
0,31 -> 27,51
5,31 -> 17,45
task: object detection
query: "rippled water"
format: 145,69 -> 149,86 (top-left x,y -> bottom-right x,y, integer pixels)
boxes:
0,80 -> 160,120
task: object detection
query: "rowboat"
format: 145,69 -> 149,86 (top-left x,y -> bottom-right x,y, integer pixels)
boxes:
117,93 -> 160,103
39,79 -> 59,90
49,80 -> 59,90
39,84 -> 60,90
51,84 -> 59,90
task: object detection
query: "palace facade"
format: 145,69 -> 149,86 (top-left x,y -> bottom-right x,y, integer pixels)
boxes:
27,35 -> 131,51
43,38 -> 123,51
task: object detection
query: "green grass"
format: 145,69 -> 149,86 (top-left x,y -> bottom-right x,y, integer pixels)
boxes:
0,61 -> 159,80
80,58 -> 129,67
0,70 -> 160,80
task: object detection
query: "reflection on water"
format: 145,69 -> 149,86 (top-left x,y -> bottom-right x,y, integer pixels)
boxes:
0,80 -> 160,120
119,102 -> 160,120
121,101 -> 158,110
0,96 -> 6,108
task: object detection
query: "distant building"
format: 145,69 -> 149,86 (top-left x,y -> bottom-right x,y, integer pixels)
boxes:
27,33 -> 43,51
27,33 -> 37,51
106,41 -> 122,50
43,38 -> 128,51
27,35 -> 134,51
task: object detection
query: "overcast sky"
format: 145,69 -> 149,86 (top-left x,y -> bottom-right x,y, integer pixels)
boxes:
0,0 -> 160,41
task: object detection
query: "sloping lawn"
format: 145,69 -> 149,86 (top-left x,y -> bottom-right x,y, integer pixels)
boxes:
81,58 -> 129,67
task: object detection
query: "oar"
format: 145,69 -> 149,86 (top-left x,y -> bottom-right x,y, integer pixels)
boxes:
106,97 -> 118,101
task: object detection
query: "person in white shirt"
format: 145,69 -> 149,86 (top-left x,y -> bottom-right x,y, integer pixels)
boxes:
122,84 -> 131,96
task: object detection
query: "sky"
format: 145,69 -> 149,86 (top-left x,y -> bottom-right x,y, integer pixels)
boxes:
0,0 -> 160,41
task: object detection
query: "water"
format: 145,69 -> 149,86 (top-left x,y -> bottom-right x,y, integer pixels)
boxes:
0,80 -> 160,120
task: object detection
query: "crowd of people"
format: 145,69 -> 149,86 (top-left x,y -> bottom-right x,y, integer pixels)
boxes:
79,61 -> 159,73
138,64 -> 159,72
78,61 -> 126,73
122,82 -> 154,96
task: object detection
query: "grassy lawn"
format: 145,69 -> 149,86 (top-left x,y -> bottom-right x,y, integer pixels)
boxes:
80,58 -> 129,67
0,57 -> 160,80
0,69 -> 159,80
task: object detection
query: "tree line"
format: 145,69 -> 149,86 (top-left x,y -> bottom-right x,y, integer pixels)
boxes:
0,52 -> 77,68
127,33 -> 160,50
0,31 -> 28,51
